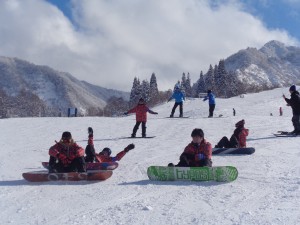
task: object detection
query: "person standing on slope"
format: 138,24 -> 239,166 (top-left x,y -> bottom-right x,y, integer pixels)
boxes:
84,127 -> 135,162
168,128 -> 212,167
283,85 -> 300,134
124,98 -> 158,138
48,131 -> 86,173
203,90 -> 216,117
168,84 -> 185,117
215,119 -> 249,148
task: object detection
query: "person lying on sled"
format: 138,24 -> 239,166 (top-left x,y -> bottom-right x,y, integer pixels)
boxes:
84,127 -> 135,163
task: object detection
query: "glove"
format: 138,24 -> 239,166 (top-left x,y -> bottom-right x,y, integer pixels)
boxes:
88,127 -> 93,135
154,112 -> 158,115
124,112 -> 128,115
124,143 -> 135,152
57,153 -> 70,165
195,153 -> 206,160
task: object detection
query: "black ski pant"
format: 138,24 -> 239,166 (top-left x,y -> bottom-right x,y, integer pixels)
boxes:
171,102 -> 183,117
215,136 -> 236,148
175,153 -> 212,167
49,156 -> 86,173
209,104 -> 215,117
292,114 -> 300,132
132,121 -> 146,136
85,145 -> 96,162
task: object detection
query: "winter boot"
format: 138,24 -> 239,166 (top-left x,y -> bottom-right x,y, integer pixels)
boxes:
131,133 -> 136,138
168,163 -> 175,167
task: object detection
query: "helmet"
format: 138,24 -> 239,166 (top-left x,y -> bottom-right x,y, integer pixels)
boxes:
101,147 -> 112,156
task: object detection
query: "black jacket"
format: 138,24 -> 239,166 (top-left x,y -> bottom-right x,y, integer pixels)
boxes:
285,91 -> 300,115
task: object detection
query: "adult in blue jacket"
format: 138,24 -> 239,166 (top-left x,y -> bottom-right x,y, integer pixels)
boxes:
168,86 -> 185,117
203,90 -> 216,117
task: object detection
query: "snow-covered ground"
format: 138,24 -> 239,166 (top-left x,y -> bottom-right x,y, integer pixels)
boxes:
0,88 -> 299,225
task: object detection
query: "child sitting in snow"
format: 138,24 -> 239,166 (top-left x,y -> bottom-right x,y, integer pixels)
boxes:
215,119 -> 249,148
168,128 -> 212,167
85,127 -> 135,163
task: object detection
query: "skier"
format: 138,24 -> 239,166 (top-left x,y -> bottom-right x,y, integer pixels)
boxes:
124,98 -> 158,138
168,128 -> 212,167
48,131 -> 86,173
203,90 -> 216,117
168,84 -> 185,117
233,108 -> 236,116
283,85 -> 300,134
215,119 -> 249,148
84,127 -> 135,162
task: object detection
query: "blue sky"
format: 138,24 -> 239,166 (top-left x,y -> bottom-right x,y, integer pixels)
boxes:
1,0 -> 299,90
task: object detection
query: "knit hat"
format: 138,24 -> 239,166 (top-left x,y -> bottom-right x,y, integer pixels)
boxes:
101,147 -> 112,156
207,90 -> 212,94
61,131 -> 72,139
289,85 -> 296,92
191,128 -> 204,138
235,120 -> 245,128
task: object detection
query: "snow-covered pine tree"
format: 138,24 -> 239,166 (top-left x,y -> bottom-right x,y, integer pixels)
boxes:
205,65 -> 215,92
226,70 -> 240,97
129,77 -> 141,106
181,73 -> 186,93
185,73 -> 192,97
141,79 -> 150,102
215,59 -> 228,97
196,71 -> 206,97
149,73 -> 159,105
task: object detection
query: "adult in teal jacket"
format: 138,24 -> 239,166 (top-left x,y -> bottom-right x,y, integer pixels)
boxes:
203,90 -> 216,117
168,86 -> 185,117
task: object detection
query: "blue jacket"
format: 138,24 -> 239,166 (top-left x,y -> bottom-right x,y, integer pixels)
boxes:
203,93 -> 215,105
169,90 -> 185,103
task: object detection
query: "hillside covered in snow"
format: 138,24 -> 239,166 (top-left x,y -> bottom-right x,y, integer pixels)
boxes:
0,87 -> 299,225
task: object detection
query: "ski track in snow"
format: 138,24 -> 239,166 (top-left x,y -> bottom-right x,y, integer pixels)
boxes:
0,87 -> 300,225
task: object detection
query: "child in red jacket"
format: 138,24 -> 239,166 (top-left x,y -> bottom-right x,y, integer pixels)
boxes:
168,128 -> 212,167
215,119 -> 249,148
49,131 -> 86,173
84,127 -> 135,162
125,98 -> 158,137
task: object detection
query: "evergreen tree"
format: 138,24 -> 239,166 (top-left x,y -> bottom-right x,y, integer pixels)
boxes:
180,73 -> 186,92
205,65 -> 215,92
149,73 -> 159,105
216,60 -> 228,97
196,71 -> 206,96
141,79 -> 150,102
185,73 -> 192,97
129,77 -> 141,106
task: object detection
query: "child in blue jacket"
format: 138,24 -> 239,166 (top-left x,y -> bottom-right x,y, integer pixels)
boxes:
203,90 -> 216,117
168,85 -> 185,117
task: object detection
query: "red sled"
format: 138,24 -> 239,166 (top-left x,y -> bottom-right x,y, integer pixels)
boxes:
22,170 -> 112,182
41,161 -> 119,170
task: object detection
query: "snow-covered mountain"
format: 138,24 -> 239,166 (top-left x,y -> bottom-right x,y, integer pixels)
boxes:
225,40 -> 300,88
0,56 -> 129,115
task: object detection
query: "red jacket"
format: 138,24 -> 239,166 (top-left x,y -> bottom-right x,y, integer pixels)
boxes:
127,104 -> 156,122
49,141 -> 84,160
238,128 -> 249,148
182,139 -> 212,165
95,150 -> 127,162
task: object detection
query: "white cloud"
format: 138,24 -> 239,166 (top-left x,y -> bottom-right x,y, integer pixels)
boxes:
0,0 -> 299,91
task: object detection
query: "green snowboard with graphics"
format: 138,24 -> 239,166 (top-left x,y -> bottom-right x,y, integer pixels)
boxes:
147,166 -> 238,182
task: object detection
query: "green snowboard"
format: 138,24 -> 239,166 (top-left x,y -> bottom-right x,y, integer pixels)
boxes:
147,166 -> 238,182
